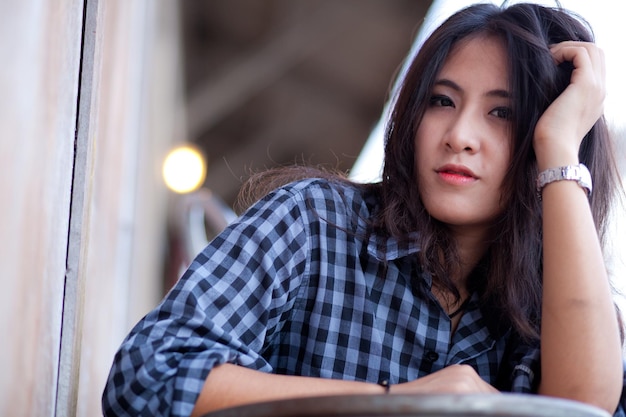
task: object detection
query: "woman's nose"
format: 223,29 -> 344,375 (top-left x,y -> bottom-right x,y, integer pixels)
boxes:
445,112 -> 480,153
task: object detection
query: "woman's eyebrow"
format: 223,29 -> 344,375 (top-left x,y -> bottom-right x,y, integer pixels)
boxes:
434,78 -> 511,98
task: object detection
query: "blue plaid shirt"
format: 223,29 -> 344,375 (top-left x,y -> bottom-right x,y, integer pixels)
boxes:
102,178 -> 626,417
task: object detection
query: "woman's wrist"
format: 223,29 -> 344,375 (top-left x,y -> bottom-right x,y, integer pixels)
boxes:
536,163 -> 592,199
378,379 -> 391,394
533,139 -> 580,172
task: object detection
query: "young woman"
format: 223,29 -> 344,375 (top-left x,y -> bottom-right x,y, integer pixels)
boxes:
103,3 -> 625,417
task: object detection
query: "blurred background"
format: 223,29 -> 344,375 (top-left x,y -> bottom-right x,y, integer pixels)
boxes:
164,0 -> 431,289
0,1 -> 623,416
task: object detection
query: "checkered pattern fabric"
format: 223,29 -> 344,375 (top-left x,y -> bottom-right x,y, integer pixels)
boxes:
102,178 -> 626,417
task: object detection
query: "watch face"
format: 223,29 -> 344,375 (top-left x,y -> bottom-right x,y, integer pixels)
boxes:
576,164 -> 592,195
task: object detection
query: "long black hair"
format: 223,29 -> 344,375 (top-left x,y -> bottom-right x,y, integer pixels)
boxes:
238,3 -> 622,341
379,2 -> 620,339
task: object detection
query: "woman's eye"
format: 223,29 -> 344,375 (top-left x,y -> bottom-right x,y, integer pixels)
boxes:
429,95 -> 454,107
490,107 -> 512,120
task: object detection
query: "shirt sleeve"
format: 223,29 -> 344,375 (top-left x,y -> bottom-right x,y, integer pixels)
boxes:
498,334 -> 541,394
102,185 -> 311,417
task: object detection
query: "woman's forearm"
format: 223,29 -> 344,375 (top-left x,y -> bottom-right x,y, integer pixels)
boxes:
539,179 -> 622,413
190,364 -> 382,416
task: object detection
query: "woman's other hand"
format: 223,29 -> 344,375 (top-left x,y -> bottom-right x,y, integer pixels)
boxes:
391,365 -> 499,395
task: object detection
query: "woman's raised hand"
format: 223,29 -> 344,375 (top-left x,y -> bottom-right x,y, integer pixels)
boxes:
533,41 -> 606,171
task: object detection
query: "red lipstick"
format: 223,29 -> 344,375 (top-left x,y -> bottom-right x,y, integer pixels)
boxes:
435,164 -> 478,185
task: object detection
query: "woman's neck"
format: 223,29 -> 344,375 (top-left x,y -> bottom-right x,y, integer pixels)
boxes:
449,227 -> 490,287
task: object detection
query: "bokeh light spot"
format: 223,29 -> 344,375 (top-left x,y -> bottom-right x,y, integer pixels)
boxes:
162,145 -> 207,193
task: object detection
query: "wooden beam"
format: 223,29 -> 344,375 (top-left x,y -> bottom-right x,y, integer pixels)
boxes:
55,0 -> 100,415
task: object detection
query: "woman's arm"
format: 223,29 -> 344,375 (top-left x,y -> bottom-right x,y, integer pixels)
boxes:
190,364 -> 382,416
534,41 -> 622,413
191,363 -> 499,416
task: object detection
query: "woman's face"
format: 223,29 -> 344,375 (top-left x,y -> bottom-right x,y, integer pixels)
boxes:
415,34 -> 513,240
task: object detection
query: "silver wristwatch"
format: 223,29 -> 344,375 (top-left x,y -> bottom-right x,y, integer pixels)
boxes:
536,163 -> 592,197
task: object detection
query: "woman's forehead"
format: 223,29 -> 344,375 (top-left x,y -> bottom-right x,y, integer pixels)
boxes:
437,34 -> 510,91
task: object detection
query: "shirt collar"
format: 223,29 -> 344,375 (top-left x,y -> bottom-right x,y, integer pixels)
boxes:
366,231 -> 420,261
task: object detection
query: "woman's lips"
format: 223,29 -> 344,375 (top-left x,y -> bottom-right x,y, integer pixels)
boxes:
436,164 -> 478,185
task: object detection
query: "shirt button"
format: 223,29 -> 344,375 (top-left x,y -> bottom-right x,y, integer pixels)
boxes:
424,351 -> 439,362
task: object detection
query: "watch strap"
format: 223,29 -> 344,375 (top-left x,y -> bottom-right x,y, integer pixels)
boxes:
536,163 -> 592,198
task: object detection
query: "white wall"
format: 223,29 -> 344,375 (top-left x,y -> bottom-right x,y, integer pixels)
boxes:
0,1 -> 184,415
